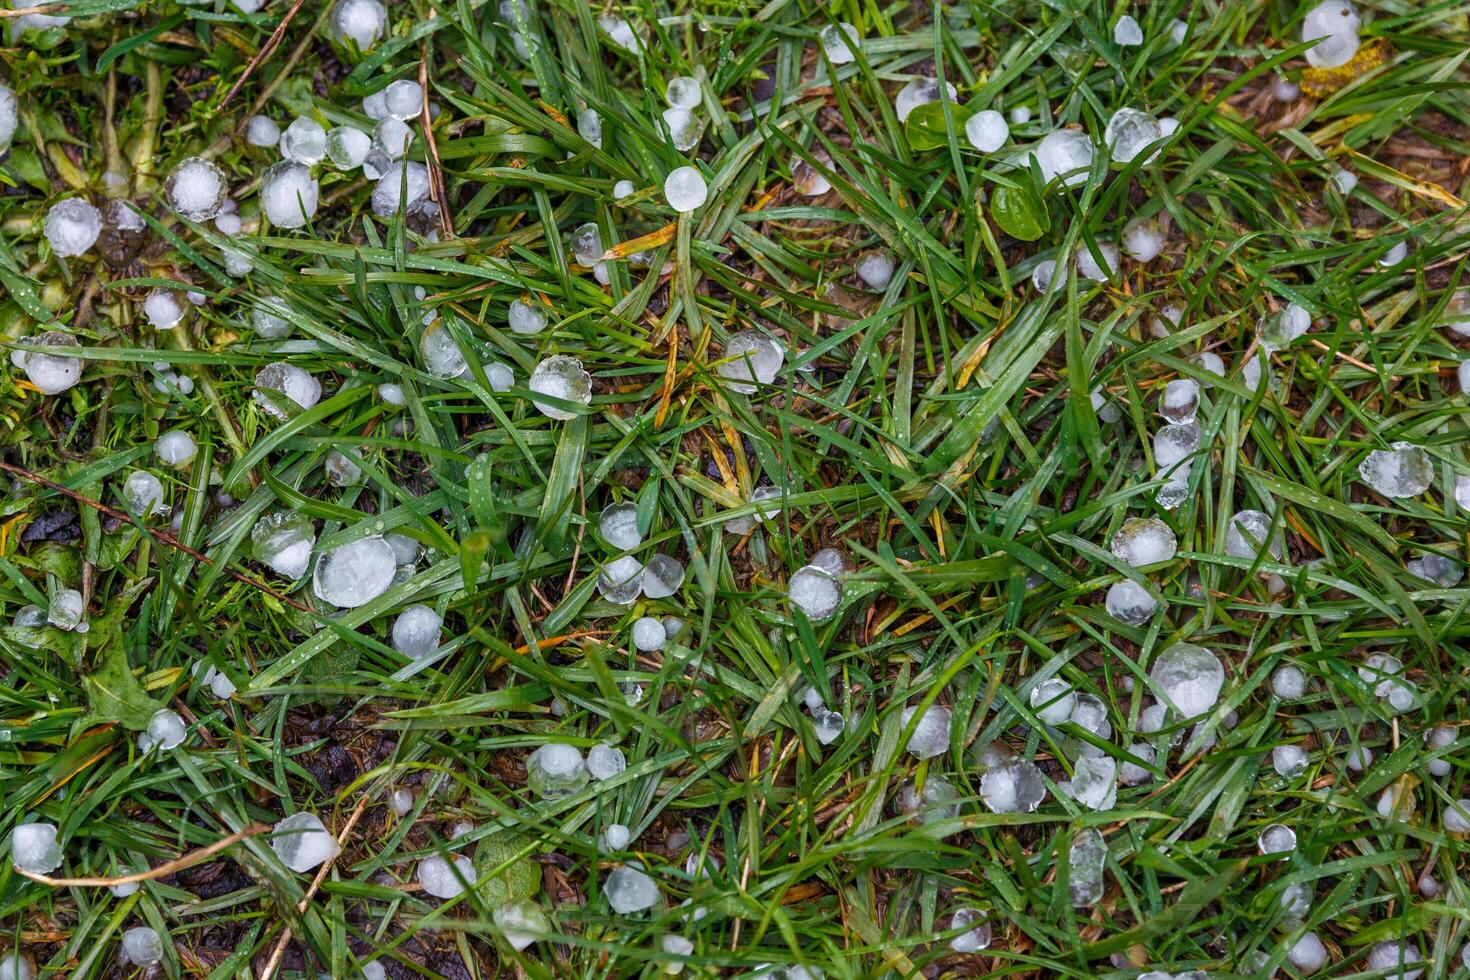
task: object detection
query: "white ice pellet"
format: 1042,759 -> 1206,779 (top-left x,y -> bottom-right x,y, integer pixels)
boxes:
604,864 -> 660,913
165,156 -> 228,221
529,355 -> 592,419
10,822 -> 62,874
632,616 -> 666,651
900,704 -> 950,759
313,536 -> 396,607
613,179 -> 635,200
893,77 -> 957,123
1033,130 -> 1094,188
661,108 -> 701,152
418,854 -> 476,898
371,161 -> 431,217
19,331 -> 84,394
1301,0 -> 1361,69
384,80 -> 424,120
326,126 -> 372,169
155,429 -> 197,468
44,198 -> 103,257
245,115 -> 280,147
391,604 -> 441,658
1122,217 -> 1165,262
143,289 -> 184,330
0,84 -> 17,151
587,743 -> 626,780
855,251 -> 896,291
271,812 -> 341,872
121,927 -> 164,968
819,22 -> 859,65
1113,15 -> 1143,46
964,109 -> 1009,152
260,162 -> 319,229
332,0 -> 387,49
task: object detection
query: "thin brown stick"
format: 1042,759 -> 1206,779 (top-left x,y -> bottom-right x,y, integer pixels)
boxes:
419,24 -> 453,238
259,794 -> 372,980
17,823 -> 270,887
219,0 -> 308,112
0,460 -> 314,614
0,3 -> 62,16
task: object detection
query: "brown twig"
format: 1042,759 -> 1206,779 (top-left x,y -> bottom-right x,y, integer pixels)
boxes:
17,823 -> 270,887
0,3 -> 62,16
419,23 -> 453,238
219,0 -> 308,113
259,794 -> 372,980
0,460 -> 314,614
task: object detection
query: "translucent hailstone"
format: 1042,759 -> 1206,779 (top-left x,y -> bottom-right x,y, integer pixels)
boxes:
894,77 -> 957,123
597,555 -> 643,604
313,536 -> 395,607
260,161 -> 319,229
789,565 -> 841,620
571,222 -> 602,268
1444,290 -> 1470,336
1104,108 -> 1162,165
250,300 -> 292,338
605,864 -> 660,913
1113,14 -> 1143,45
1063,756 -> 1117,810
819,22 -> 859,64
251,510 -> 314,579
896,775 -> 960,823
1032,260 -> 1057,291
10,821 -> 62,873
1444,799 -> 1470,834
577,107 -> 602,148
1030,677 -> 1076,725
525,743 -> 589,798
385,79 -> 424,120
1380,241 -> 1408,266
143,289 -> 184,330
600,823 -> 632,852
613,179 -> 635,200
598,13 -> 640,53
792,154 -> 832,196
1358,442 -> 1432,498
1153,421 -> 1200,476
1242,355 -> 1267,393
1406,551 -> 1462,588
587,743 -> 626,780
1076,242 -> 1119,281
419,854 -> 477,898
509,298 -> 549,335
155,429 -> 197,468
660,108 -> 701,152
642,554 -> 685,599
1365,941 -> 1423,980
1010,105 -> 1032,124
420,322 -> 467,379
254,362 -> 322,418
1257,823 -> 1297,857
980,759 -> 1047,813
391,604 -> 441,658
15,331 -> 82,395
632,616 -> 665,652
1196,351 -> 1225,376
1273,744 -> 1309,778
664,75 -> 701,110
143,708 -> 186,751
1225,509 -> 1282,561
0,84 -> 16,150
1427,725 -> 1455,777
950,909 -> 992,952
1271,664 -> 1306,699
1111,517 -> 1177,567
1033,130 -> 1095,188
1287,932 -> 1328,974
529,355 -> 592,419
378,382 -> 406,405
194,661 -> 236,699
371,161 -> 431,216
664,166 -> 708,212
332,0 -> 386,49
0,953 -> 35,980
245,114 -> 280,147
1330,168 -> 1358,195
1345,744 -> 1372,771
855,251 -> 896,291
325,450 -> 363,487
326,126 -> 372,169
717,330 -> 784,393
813,710 -> 844,744
1159,378 -> 1199,424
965,109 -> 1009,152
121,927 -> 164,968
1123,217 -> 1165,262
165,156 -> 228,221
1119,743 -> 1155,785
1149,642 -> 1224,717
281,117 -> 327,165
1106,580 -> 1158,624
900,704 -> 951,759
47,589 -> 83,630
723,484 -> 784,534
122,470 -> 166,517
1257,303 -> 1311,352
599,503 -> 642,551
44,198 -> 103,257
1301,0 -> 1361,69
494,899 -> 549,951
1069,828 -> 1107,906
272,812 -> 341,872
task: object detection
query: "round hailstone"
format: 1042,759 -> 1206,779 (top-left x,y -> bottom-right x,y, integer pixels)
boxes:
949,909 -> 992,952
260,161 -> 319,229
526,743 -> 589,798
1153,422 -> 1200,475
253,362 -> 322,418
250,300 -> 291,338
0,84 -> 17,150
43,198 -> 103,257
374,117 -> 415,158
1104,108 -> 1162,165
1148,642 -> 1224,718
155,429 -> 197,468
597,555 -> 644,604
1224,509 -> 1282,561
717,330 -> 784,393
313,536 -> 396,608
121,470 -> 166,517
723,484 -> 784,534
45,590 -> 83,631
378,383 -> 406,405
1301,0 -> 1360,68
792,155 -> 832,196
419,854 -> 476,899
1105,579 -> 1158,624
1033,130 -> 1095,188
251,510 -> 315,579
420,322 -> 468,379
371,161 -> 431,216
788,564 -> 841,620
587,743 -> 626,781
979,759 -> 1047,813
1110,516 -> 1177,567
146,708 -> 186,750
281,117 -> 327,164
664,166 -> 708,213
571,222 -> 602,267
331,0 -> 386,49
642,554 -> 685,599
1076,242 -> 1119,281
1031,259 -> 1057,291
1271,664 -> 1306,699
964,109 -> 1009,152
494,899 -> 550,952
598,502 -> 642,551
900,704 -> 951,759
896,775 -> 961,823
598,12 -> 640,52
1123,217 -> 1165,262
1273,744 -> 1309,777
577,107 -> 602,148
604,864 -> 660,914
384,79 -> 424,120
391,604 -> 441,658
1444,290 -> 1470,336
855,251 -> 896,291
660,107 -> 700,151
1287,932 -> 1328,974
324,452 -> 363,487
1365,941 -> 1423,980
20,331 -> 84,395
121,927 -> 164,968
326,126 -> 372,169
602,824 -> 632,851
245,114 -> 280,147
509,297 -> 549,335
1358,442 -> 1433,498
1258,823 -> 1297,855
143,289 -> 184,330
1444,799 -> 1470,834
271,812 -> 341,873
1331,168 -> 1358,195
10,822 -> 62,873
1257,303 -> 1311,352
819,22 -> 859,65
165,156 -> 228,221
1029,677 -> 1076,726
893,77 -> 957,123
631,616 -> 665,652
1159,378 -> 1199,423
1380,241 -> 1408,267
1113,14 -> 1143,45
528,355 -> 592,419
665,75 -> 701,110
613,179 -> 635,200
0,953 -> 35,980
